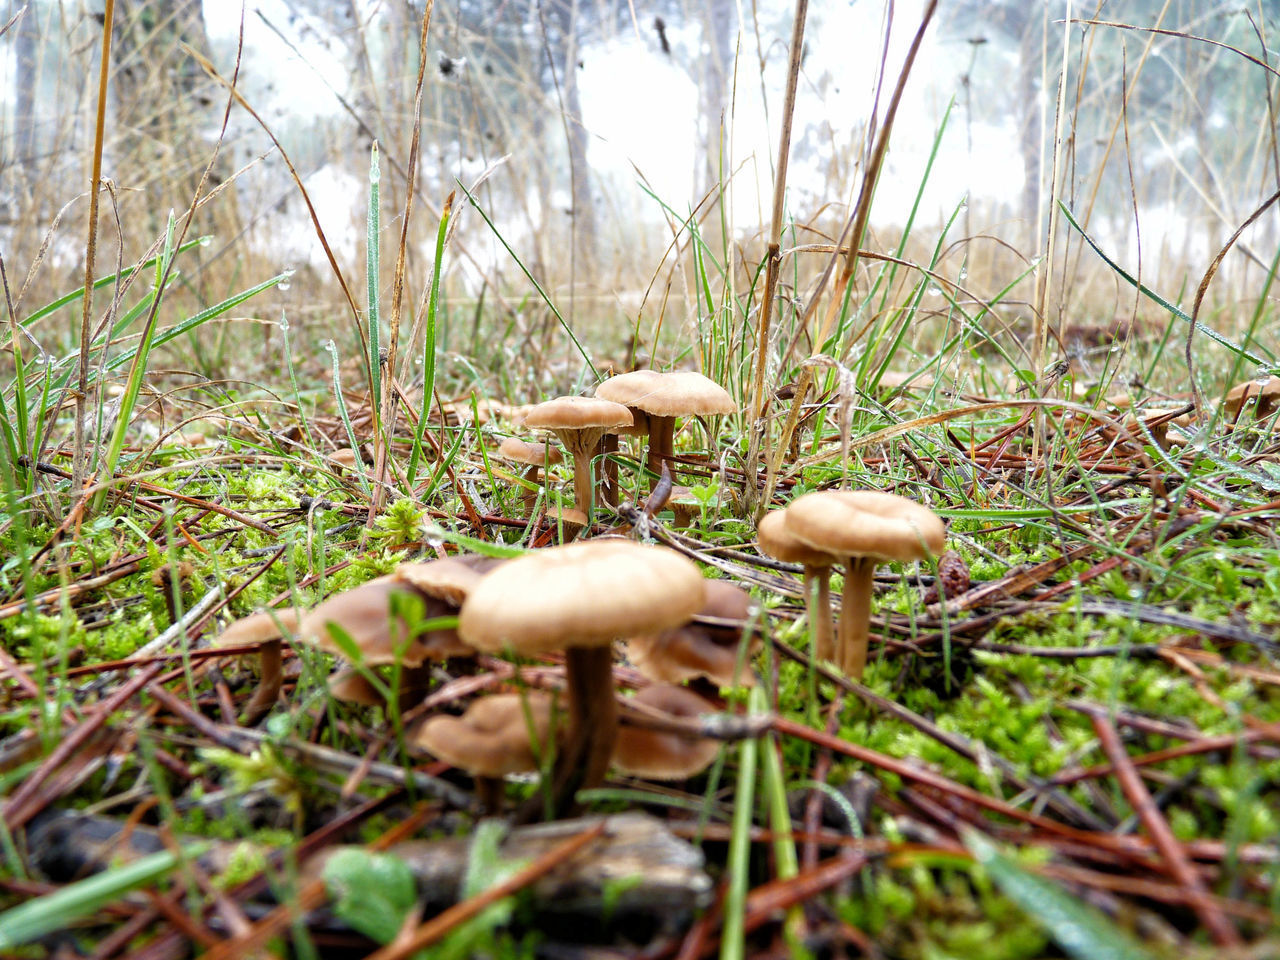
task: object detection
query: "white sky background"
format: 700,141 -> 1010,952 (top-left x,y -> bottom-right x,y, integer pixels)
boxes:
196,0 -> 1029,269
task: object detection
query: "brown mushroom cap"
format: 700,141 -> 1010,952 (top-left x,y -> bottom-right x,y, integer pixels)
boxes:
595,371 -> 736,418
522,396 -> 634,445
298,576 -> 472,667
785,490 -> 945,563
213,608 -> 301,646
458,540 -> 706,655
497,437 -> 563,467
327,668 -> 385,706
613,685 -> 721,779
756,510 -> 837,568
1224,376 -> 1280,419
392,557 -> 489,606
627,580 -> 757,688
411,692 -> 559,777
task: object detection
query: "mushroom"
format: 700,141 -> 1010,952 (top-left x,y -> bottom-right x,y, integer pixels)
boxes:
150,561 -> 196,628
412,691 -> 560,813
1224,376 -> 1280,423
757,510 -> 836,664
213,607 -> 301,723
458,540 -> 706,816
613,685 -> 721,780
594,371 -> 736,489
297,571 -> 473,707
496,438 -> 562,510
627,579 -> 759,688
521,396 -> 633,516
783,491 -> 945,680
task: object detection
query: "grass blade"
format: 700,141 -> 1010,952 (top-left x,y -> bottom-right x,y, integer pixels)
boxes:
0,844 -> 208,949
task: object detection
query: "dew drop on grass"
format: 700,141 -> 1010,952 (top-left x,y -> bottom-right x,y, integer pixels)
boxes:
198,235 -> 212,247
278,279 -> 291,291
1128,587 -> 1143,599
928,286 -> 943,297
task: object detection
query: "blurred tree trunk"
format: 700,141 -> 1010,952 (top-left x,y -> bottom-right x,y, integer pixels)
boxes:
1016,7 -> 1042,245
9,0 -> 39,174
698,0 -> 736,197
111,0 -> 221,199
546,0 -> 596,276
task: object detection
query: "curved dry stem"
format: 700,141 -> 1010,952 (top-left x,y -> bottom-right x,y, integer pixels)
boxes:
837,557 -> 875,680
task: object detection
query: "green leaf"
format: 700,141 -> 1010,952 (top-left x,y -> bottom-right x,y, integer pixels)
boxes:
322,847 -> 417,945
0,844 -> 208,948
964,830 -> 1159,960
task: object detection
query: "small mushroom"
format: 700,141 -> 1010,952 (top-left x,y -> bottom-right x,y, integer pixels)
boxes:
757,510 -> 836,663
497,438 -> 562,510
458,540 -> 706,816
150,561 -> 196,628
522,396 -> 633,516
412,691 -> 560,813
595,371 -> 736,489
1224,376 -> 1280,424
213,607 -> 301,723
627,580 -> 759,688
784,491 -> 945,680
613,685 -> 720,780
297,572 -> 473,707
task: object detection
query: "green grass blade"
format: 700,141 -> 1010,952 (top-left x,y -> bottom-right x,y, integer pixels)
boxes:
0,843 -> 209,948
1060,202 -> 1272,368
721,686 -> 762,960
366,142 -> 382,415
964,830 -> 1158,960
407,200 -> 450,487
456,180 -> 599,381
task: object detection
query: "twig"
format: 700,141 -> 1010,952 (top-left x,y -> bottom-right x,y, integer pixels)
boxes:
1084,707 -> 1242,946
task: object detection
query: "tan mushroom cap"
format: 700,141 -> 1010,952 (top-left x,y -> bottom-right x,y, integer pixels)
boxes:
522,396 -> 633,436
213,608 -> 301,646
613,685 -> 721,779
410,692 -> 558,777
785,491 -> 945,563
497,437 -> 563,467
393,557 -> 489,606
327,668 -> 384,706
757,510 -> 837,568
458,540 -> 706,655
596,370 -> 736,418
627,580 -> 757,688
298,576 -> 472,667
1225,376 -> 1280,419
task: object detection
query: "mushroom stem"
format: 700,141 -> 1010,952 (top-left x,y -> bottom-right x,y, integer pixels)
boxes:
804,566 -> 835,664
600,434 -> 619,507
569,454 -> 595,515
647,415 -> 677,489
837,557 -> 876,680
475,775 -> 505,815
241,637 -> 282,724
521,464 -> 540,512
548,645 -> 618,816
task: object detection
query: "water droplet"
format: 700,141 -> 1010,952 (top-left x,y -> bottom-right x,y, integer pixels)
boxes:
198,235 -> 212,248
928,286 -> 942,297
957,269 -> 968,281
278,280 -> 291,291
1128,587 -> 1143,599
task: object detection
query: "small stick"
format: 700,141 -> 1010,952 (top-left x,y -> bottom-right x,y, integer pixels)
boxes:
1087,709 -> 1241,946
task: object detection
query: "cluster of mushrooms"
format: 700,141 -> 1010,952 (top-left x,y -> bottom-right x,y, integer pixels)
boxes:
214,368 -> 951,817
496,369 -> 737,526
217,539 -> 755,817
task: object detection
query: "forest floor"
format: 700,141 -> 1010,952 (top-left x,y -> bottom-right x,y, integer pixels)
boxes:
2,290 -> 1280,959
